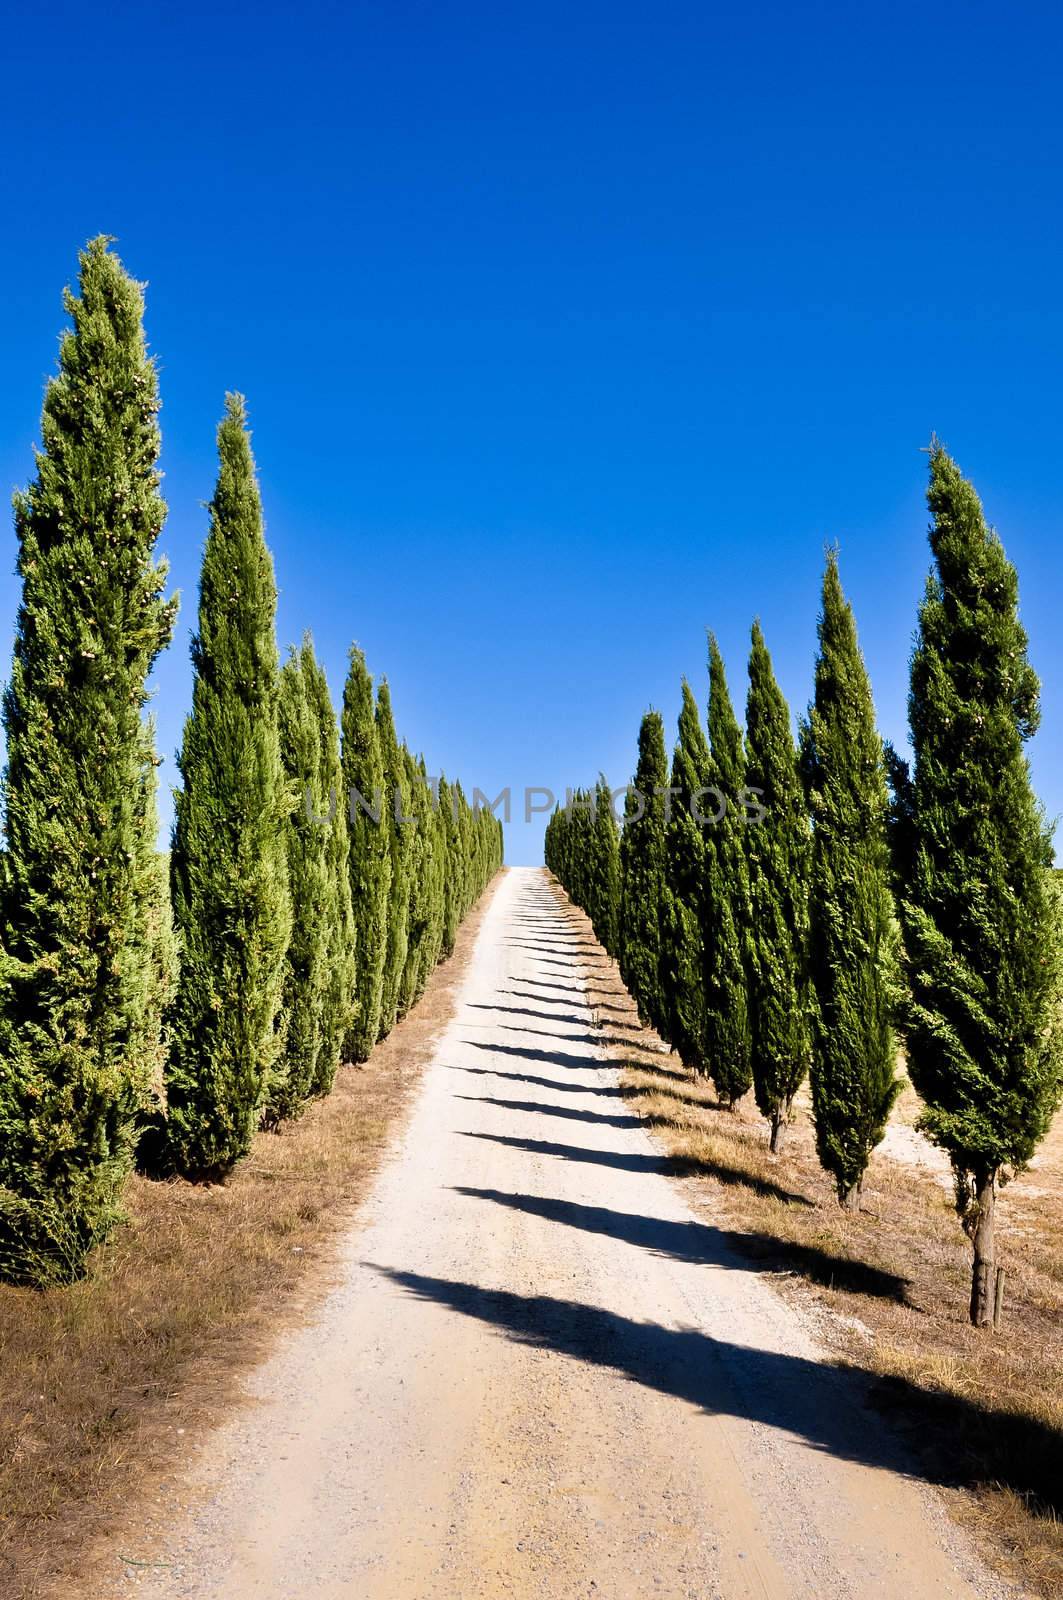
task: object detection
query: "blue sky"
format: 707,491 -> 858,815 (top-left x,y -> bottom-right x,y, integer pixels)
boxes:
2,2 -> 1062,864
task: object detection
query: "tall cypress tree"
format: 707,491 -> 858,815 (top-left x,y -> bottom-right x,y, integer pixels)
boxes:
703,637 -> 753,1107
564,788 -> 595,915
801,553 -> 901,1208
341,647 -> 391,1061
165,395 -> 291,1180
411,758 -> 446,1000
438,775 -> 461,960
590,775 -> 621,957
375,680 -> 410,1039
398,747 -> 431,1017
454,782 -> 474,918
0,238 -> 177,1280
619,711 -> 669,1032
429,769 -> 451,973
894,446 -> 1063,1325
744,622 -> 811,1150
308,651 -> 356,1097
266,639 -> 331,1124
660,683 -> 711,1074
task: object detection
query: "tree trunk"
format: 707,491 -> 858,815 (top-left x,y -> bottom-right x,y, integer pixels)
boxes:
839,1178 -> 862,1212
769,1113 -> 786,1154
969,1169 -> 997,1328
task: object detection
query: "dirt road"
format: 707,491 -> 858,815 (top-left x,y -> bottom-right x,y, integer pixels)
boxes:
122,867 -> 999,1600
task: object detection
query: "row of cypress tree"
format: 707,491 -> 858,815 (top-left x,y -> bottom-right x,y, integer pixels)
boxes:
0,238 -> 502,1285
547,449 -> 1063,1326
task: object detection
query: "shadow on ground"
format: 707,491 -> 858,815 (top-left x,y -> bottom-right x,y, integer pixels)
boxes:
454,1095 -> 642,1130
459,1129 -> 813,1206
447,1065 -> 628,1098
369,1262 -> 1063,1516
453,1187 -> 908,1300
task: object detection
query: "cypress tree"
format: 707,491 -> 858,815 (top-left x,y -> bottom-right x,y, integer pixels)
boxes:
308,651 -> 356,1097
164,395 -> 291,1180
438,775 -> 461,960
375,680 -> 410,1039
703,637 -> 753,1108
563,788 -> 595,915
547,802 -> 575,903
660,683 -> 712,1074
341,647 -> 390,1061
266,638 -> 334,1123
414,761 -> 447,996
744,622 -> 812,1151
544,806 -> 562,879
454,782 -> 474,918
590,775 -> 621,957
801,552 -> 901,1208
619,711 -> 669,1032
894,446 -> 1063,1325
0,238 -> 177,1281
398,748 -> 432,1016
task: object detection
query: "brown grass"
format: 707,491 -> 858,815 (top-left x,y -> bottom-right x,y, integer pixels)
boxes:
551,881 -> 1063,1598
0,876 -> 502,1600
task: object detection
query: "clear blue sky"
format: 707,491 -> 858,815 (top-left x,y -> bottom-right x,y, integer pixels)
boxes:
2,2 -> 1062,864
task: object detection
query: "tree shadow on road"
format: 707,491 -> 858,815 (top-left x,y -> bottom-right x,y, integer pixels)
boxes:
502,953 -> 576,966
452,1188 -> 907,1300
502,980 -> 587,999
448,1066 -> 629,1098
505,934 -> 601,947
499,984 -> 641,1028
466,1002 -> 591,1027
493,1024 -> 601,1045
460,1128 -> 814,1206
369,1264 -> 1063,1518
454,1095 -> 643,1130
464,1039 -> 607,1072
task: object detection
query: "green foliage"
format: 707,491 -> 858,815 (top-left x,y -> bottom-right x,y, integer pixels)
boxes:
438,776 -> 461,959
454,781 -> 473,919
660,682 -> 711,1074
341,647 -> 391,1062
702,637 -> 753,1107
589,776 -> 621,956
398,751 -> 440,1015
421,765 -> 449,989
266,637 -> 354,1121
619,712 -> 669,1032
164,395 -> 292,1181
0,238 -> 177,1281
548,789 -> 591,910
416,771 -> 448,986
375,681 -> 410,1039
266,642 -> 326,1122
0,240 -> 497,1254
895,446 -> 1063,1266
801,553 -> 901,1206
744,622 -> 811,1148
308,651 -> 356,1097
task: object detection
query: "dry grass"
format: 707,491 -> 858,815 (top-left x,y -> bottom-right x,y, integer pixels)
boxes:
0,877 -> 501,1600
552,883 -> 1063,1598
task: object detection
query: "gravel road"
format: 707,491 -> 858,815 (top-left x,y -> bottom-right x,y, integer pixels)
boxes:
119,867 -> 1001,1600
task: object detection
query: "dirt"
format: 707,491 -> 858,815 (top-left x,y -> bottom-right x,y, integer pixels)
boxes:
96,868 -> 1007,1600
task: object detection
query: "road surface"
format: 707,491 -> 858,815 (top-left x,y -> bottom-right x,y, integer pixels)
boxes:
121,867 -> 997,1600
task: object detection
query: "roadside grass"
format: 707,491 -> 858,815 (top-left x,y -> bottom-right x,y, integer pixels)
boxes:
555,884 -> 1063,1598
0,878 -> 500,1600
